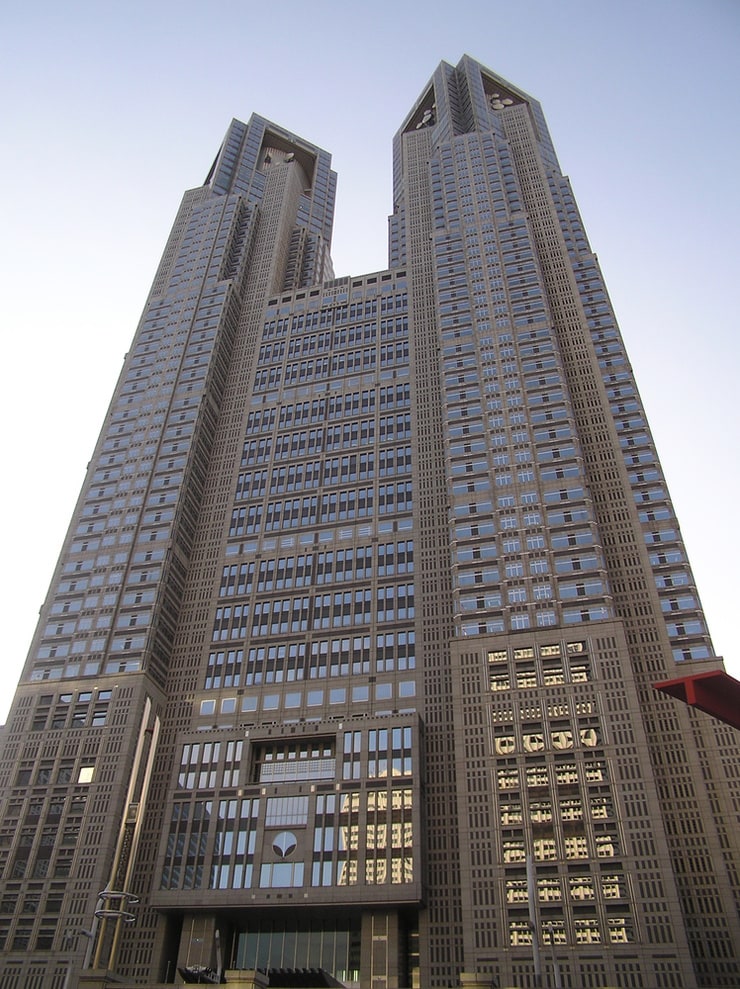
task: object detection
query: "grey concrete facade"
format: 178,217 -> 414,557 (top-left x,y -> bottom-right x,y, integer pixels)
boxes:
0,57 -> 739,989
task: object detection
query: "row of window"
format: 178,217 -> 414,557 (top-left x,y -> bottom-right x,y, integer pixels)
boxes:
239,447 -> 412,498
229,483 -> 413,535
199,679 -> 416,717
243,422 -> 412,464
259,331 -> 411,364
254,345 -> 410,388
262,296 -> 407,337
212,593 -> 419,643
246,383 -> 411,436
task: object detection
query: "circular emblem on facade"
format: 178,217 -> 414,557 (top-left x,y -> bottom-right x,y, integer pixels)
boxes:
272,831 -> 297,858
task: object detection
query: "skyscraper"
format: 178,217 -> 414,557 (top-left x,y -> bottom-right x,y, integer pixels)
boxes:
1,53 -> 738,989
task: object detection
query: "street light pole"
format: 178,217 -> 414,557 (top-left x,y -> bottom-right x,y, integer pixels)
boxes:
545,924 -> 563,989
526,855 -> 543,988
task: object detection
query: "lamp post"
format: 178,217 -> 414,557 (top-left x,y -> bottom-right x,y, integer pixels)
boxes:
527,855 -> 564,989
545,924 -> 563,989
526,855 -> 543,988
61,932 -> 75,989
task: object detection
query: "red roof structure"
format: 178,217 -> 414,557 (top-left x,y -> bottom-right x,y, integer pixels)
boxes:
654,670 -> 740,731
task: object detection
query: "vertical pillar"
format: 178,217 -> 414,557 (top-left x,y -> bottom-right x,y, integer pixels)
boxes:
176,914 -> 218,974
361,910 -> 402,989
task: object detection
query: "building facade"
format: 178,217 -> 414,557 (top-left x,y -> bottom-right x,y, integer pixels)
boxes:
1,55 -> 739,989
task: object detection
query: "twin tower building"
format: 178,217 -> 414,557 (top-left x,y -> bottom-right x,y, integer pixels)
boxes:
1,56 -> 738,989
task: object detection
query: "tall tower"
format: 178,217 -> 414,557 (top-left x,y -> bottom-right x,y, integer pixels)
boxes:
0,57 -> 738,989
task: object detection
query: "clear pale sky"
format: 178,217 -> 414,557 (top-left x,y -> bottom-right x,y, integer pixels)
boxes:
1,0 -> 738,723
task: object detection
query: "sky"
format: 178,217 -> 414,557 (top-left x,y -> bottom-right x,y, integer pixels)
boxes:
0,0 -> 738,723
